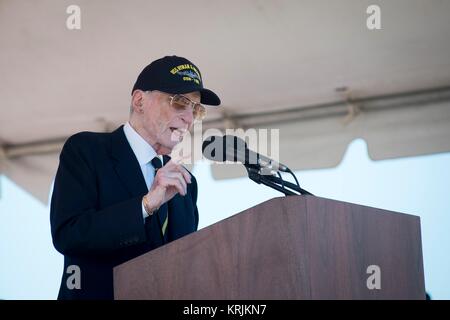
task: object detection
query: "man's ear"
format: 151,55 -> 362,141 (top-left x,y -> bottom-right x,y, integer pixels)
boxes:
131,90 -> 144,113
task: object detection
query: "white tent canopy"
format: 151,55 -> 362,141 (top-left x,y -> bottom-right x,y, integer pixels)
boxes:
1,0 -> 450,203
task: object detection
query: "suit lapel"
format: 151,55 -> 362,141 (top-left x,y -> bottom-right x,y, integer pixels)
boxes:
109,125 -> 148,198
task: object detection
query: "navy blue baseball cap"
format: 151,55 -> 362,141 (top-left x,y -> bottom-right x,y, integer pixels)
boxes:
132,55 -> 221,106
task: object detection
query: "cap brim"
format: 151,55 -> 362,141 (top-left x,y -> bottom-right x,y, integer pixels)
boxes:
199,88 -> 221,106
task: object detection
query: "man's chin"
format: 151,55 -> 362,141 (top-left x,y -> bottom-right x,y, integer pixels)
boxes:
158,142 -> 177,155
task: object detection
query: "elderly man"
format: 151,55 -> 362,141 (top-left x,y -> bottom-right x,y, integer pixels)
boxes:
50,56 -> 220,300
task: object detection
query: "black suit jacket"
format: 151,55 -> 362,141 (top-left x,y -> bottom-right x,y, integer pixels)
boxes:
50,126 -> 199,299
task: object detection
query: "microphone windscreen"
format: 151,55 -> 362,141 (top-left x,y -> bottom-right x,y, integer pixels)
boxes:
202,135 -> 248,163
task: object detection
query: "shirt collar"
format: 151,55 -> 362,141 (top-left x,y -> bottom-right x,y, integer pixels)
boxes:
123,122 -> 157,166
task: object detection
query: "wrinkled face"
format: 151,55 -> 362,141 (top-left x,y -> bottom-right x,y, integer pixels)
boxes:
138,90 -> 200,153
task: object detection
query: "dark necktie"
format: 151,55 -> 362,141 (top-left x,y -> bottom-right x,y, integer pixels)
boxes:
150,157 -> 168,238
151,156 -> 162,173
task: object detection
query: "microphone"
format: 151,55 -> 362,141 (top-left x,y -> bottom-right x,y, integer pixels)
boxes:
202,135 -> 289,173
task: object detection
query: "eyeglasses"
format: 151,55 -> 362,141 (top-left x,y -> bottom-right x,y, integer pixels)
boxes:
168,94 -> 206,121
144,91 -> 207,121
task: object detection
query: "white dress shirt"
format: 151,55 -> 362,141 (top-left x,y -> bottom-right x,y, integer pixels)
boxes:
123,121 -> 160,220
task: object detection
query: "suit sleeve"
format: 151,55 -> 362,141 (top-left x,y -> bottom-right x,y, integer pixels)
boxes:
50,134 -> 147,257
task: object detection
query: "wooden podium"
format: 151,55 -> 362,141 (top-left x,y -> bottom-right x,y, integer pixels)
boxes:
113,196 -> 425,299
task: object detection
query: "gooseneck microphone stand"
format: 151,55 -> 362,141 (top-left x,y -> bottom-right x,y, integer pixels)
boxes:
244,165 -> 314,197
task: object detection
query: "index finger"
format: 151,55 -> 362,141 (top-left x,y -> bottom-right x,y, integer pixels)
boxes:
164,160 -> 192,184
176,165 -> 192,184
